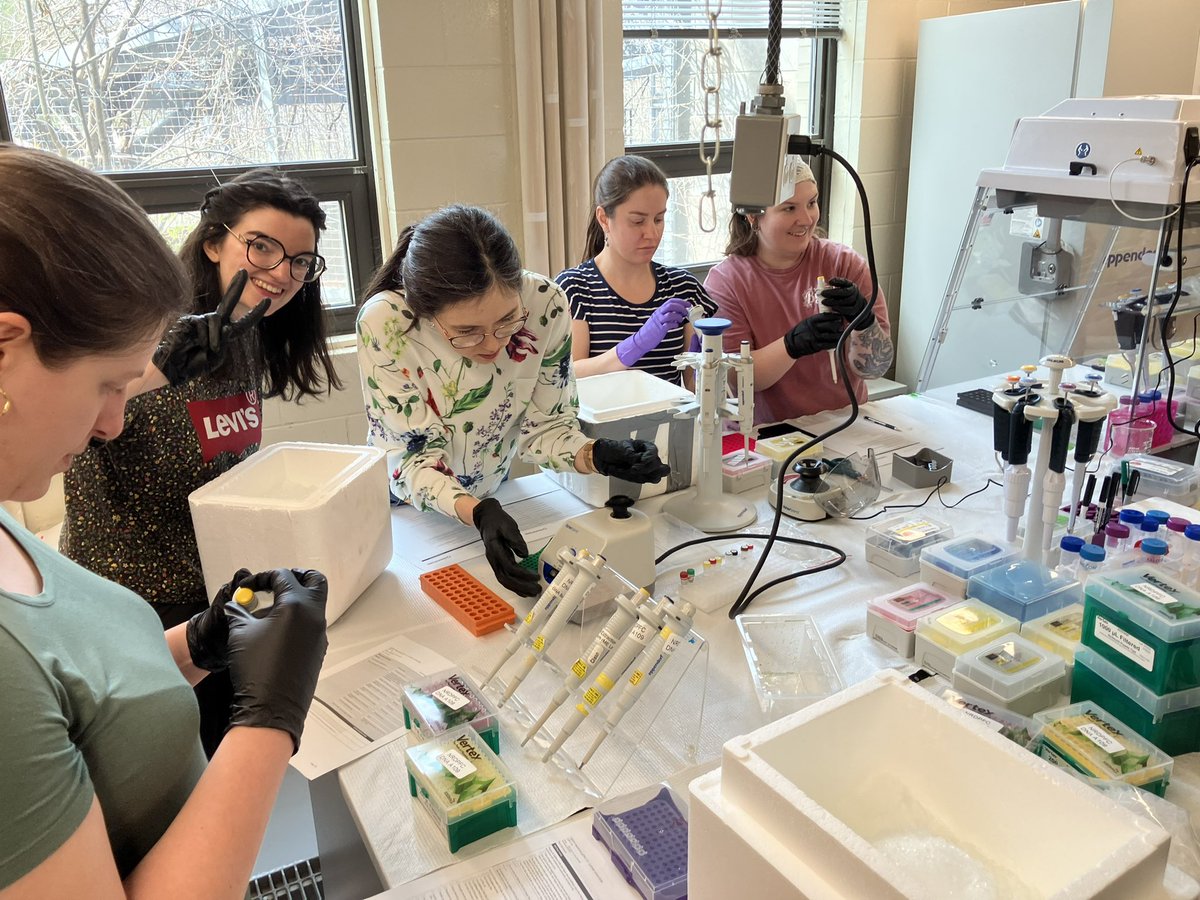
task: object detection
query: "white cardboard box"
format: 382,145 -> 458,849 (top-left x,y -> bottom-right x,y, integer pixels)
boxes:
690,670 -> 1180,899
188,442 -> 391,623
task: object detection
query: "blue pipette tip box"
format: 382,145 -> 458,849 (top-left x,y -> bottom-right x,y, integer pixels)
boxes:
592,784 -> 688,900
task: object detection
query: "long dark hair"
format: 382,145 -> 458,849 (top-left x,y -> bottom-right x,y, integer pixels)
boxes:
362,205 -> 523,327
581,156 -> 668,263
180,168 -> 341,400
0,144 -> 187,366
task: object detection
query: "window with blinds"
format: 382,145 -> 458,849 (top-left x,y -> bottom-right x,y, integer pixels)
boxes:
622,0 -> 842,268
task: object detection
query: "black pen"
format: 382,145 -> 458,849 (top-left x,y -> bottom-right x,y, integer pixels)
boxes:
862,415 -> 900,432
1125,469 -> 1141,503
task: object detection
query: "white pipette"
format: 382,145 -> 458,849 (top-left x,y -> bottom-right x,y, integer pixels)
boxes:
817,275 -> 838,384
579,600 -> 696,768
498,551 -> 606,706
540,596 -> 670,762
520,588 -> 652,746
481,547 -> 580,688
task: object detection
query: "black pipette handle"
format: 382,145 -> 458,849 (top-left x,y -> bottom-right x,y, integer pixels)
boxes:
1048,400 -> 1074,474
1073,416 -> 1105,463
1008,397 -> 1035,466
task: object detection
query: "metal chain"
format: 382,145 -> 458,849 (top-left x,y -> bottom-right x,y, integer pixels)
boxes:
697,0 -> 723,233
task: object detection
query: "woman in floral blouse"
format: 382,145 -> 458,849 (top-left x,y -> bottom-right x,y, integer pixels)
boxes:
357,205 -> 669,596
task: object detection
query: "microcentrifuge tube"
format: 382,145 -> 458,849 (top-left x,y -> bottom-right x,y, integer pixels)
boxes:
498,551 -> 606,706
540,596 -> 669,762
520,588 -> 651,746
481,548 -> 581,687
579,601 -> 696,768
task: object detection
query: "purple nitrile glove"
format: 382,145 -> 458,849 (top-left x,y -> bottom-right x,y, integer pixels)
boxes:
615,297 -> 691,367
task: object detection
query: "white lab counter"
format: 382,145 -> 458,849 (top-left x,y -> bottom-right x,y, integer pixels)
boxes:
309,390 -> 1026,895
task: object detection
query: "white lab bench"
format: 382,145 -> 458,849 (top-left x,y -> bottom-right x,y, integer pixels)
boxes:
307,389 -> 1033,897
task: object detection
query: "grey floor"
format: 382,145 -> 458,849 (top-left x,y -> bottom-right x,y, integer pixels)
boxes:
254,766 -> 320,876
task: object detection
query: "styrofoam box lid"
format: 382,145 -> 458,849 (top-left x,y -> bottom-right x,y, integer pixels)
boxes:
1126,455 -> 1200,490
968,560 -> 1083,611
1021,603 -> 1085,659
867,581 -> 958,630
916,600 -> 1019,651
954,634 -> 1066,700
575,370 -> 693,423
1086,568 -> 1200,640
188,442 -> 384,510
1034,700 -> 1173,786
865,514 -> 952,559
920,533 -> 1019,579
1075,647 -> 1200,720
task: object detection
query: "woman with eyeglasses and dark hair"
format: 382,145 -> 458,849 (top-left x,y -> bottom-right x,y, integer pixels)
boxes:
61,167 -> 341,755
358,204 -> 670,597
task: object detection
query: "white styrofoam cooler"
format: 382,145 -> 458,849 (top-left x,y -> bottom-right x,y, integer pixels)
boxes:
689,670 -> 1186,899
188,442 -> 392,624
547,370 -> 696,507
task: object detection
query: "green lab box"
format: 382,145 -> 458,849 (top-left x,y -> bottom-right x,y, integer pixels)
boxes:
405,726 -> 518,853
1080,569 -> 1200,695
1071,647 -> 1200,757
401,669 -> 501,754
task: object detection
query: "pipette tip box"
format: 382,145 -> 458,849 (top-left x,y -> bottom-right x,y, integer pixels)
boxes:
405,726 -> 518,852
951,633 -> 1066,716
721,449 -> 772,494
865,582 -> 958,659
939,687 -> 1040,747
865,514 -> 954,578
402,670 -> 501,754
919,533 -> 1020,598
736,613 -> 843,717
1021,603 -> 1084,691
1034,701 -> 1173,797
913,600 -> 1019,678
592,784 -> 689,900
967,560 -> 1082,623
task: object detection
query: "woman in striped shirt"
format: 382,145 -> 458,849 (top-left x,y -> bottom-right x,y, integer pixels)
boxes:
555,156 -> 716,386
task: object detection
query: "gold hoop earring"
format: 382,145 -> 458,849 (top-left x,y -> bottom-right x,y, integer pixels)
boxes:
0,385 -> 10,417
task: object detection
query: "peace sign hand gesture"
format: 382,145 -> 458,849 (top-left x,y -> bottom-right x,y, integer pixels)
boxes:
152,269 -> 271,387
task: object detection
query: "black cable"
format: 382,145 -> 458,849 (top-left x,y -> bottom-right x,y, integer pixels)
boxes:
849,477 -> 1002,520
727,143 -> 879,619
764,0 -> 782,85
1158,156 -> 1197,435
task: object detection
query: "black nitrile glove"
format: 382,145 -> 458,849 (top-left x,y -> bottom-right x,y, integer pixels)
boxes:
472,498 -> 540,597
821,276 -> 874,331
783,312 -> 845,359
224,568 -> 329,753
592,438 -> 671,484
185,567 -> 252,672
152,269 -> 270,387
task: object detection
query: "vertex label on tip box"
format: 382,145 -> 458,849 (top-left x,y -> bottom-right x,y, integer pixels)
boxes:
402,670 -> 501,754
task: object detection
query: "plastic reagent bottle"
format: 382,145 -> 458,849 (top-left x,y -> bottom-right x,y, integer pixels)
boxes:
1137,538 -> 1169,566
1077,543 -> 1107,582
1057,535 -> 1084,577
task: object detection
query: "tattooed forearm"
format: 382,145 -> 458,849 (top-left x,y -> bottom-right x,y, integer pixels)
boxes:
848,322 -> 894,378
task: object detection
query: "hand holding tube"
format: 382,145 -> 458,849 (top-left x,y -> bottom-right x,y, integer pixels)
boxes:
615,298 -> 690,366
473,498 -> 540,597
783,313 -> 845,359
185,567 -> 253,672
820,277 -> 874,331
225,568 -> 329,753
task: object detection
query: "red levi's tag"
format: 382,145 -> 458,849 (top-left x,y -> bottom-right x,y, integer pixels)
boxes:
186,391 -> 263,462
721,433 -> 755,455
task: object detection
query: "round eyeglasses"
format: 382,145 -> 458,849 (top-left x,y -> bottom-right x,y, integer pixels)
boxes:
435,311 -> 530,349
224,225 -> 327,283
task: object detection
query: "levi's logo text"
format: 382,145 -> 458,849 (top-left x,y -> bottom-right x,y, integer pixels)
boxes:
187,391 -> 262,462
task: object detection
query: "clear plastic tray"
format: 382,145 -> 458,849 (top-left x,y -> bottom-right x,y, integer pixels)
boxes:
967,560 -> 1083,623
1125,455 -> 1200,505
404,726 -> 518,852
592,784 -> 688,900
402,669 -> 500,753
736,614 -> 843,717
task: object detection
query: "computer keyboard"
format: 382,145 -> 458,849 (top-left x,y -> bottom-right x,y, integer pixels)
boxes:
956,388 -> 995,417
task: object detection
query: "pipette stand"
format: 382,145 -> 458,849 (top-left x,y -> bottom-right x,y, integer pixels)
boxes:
989,355 -> 1116,567
663,317 -> 758,533
476,559 -> 710,801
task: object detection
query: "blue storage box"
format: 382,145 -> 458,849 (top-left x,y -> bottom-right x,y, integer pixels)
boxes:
968,560 -> 1082,623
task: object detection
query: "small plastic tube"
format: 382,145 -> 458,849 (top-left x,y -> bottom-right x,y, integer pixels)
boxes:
1144,509 -> 1171,528
232,587 -> 272,613
1166,517 -> 1191,555
1137,538 -> 1169,566
1078,543 -> 1107,582
1104,522 -> 1131,556
1056,535 -> 1084,577
1118,508 -> 1145,528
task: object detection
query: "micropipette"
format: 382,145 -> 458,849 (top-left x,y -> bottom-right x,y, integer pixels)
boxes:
1039,398 -> 1075,559
735,340 -> 755,461
498,551 -> 606,706
540,596 -> 670,762
520,588 -> 652,746
579,600 -> 696,768
481,547 -> 581,687
816,275 -> 838,383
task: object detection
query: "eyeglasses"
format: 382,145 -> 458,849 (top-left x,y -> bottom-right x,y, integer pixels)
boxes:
433,309 -> 530,349
224,224 -> 327,283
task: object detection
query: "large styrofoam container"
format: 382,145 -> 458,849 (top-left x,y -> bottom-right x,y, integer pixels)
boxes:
547,370 -> 696,507
188,442 -> 391,624
689,670 -> 1177,899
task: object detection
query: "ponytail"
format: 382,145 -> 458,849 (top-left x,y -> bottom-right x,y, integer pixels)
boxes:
581,218 -> 606,264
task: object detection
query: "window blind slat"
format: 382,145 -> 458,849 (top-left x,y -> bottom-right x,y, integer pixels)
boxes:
623,0 -> 841,32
